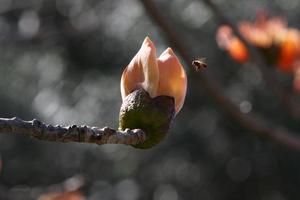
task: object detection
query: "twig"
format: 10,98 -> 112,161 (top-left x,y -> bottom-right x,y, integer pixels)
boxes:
140,0 -> 300,151
0,117 -> 146,145
201,0 -> 300,119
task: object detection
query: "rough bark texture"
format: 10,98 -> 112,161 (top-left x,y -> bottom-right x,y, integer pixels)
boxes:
0,117 -> 146,145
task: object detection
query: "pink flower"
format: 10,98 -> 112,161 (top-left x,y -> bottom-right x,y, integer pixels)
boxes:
121,37 -> 187,114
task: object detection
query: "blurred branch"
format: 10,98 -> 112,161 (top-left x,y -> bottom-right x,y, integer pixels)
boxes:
140,0 -> 300,151
0,117 -> 146,145
201,0 -> 300,119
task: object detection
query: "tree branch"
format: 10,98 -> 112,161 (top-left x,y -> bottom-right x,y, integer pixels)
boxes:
0,117 -> 146,145
201,0 -> 300,119
140,0 -> 300,151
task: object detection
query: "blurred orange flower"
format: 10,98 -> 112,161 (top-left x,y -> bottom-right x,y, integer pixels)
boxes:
121,37 -> 187,114
38,191 -> 86,200
217,11 -> 300,92
216,26 -> 249,63
216,11 -> 300,72
277,29 -> 300,71
239,12 -> 286,48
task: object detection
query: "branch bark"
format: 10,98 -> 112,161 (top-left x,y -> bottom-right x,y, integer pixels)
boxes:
140,0 -> 300,151
0,117 -> 146,145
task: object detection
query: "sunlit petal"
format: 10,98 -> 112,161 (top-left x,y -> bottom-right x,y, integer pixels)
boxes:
157,48 -> 187,114
121,37 -> 159,100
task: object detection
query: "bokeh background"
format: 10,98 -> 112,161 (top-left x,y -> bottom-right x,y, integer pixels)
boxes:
0,0 -> 300,199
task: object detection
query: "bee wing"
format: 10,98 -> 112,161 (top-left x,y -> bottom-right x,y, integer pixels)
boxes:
197,57 -> 206,62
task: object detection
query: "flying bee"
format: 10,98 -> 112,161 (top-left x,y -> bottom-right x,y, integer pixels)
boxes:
192,58 -> 207,71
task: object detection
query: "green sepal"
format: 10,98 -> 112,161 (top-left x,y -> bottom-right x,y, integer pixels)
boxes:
119,89 -> 175,149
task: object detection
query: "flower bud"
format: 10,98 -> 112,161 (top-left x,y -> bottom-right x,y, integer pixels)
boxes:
121,37 -> 187,115
119,37 -> 187,148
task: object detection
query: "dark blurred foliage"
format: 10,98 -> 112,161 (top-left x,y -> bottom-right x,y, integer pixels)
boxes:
1,0 -> 300,199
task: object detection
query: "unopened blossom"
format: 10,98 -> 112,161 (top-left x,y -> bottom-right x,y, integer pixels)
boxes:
121,37 -> 187,114
119,37 -> 187,148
